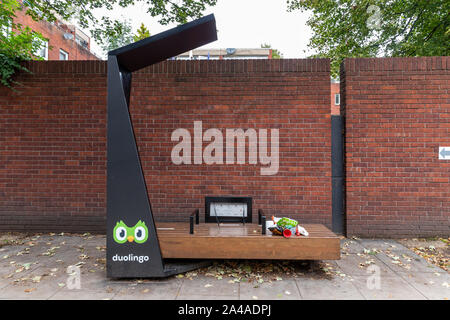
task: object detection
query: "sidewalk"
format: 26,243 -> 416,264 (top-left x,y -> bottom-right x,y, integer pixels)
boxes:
0,234 -> 448,300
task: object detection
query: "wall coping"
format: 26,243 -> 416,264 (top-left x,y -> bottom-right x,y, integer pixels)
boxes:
21,58 -> 330,74
343,56 -> 449,73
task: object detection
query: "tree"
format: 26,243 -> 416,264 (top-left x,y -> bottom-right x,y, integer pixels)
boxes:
261,43 -> 283,59
101,18 -> 134,54
287,0 -> 450,77
0,0 -> 46,87
0,0 -> 217,87
134,23 -> 151,42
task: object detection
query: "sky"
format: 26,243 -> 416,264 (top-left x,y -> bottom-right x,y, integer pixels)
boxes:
89,0 -> 314,59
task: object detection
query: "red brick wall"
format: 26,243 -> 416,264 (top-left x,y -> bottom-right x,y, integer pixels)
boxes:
0,59 -> 332,232
342,57 -> 450,237
131,59 -> 331,225
0,61 -> 107,232
330,82 -> 340,115
13,6 -> 99,61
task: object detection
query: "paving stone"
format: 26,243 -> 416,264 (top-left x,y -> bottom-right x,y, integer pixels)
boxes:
0,235 -> 447,300
239,279 -> 301,300
0,277 -> 10,290
356,239 -> 409,252
334,253 -> 397,277
296,276 -> 364,300
177,276 -> 239,298
49,289 -> 115,300
375,250 -> 447,274
177,294 -> 239,300
397,272 -> 450,300
87,276 -> 182,294
108,279 -> 182,300
0,245 -> 43,271
341,239 -> 366,254
0,261 -> 41,284
350,275 -> 426,300
0,270 -> 62,300
0,245 -> 28,258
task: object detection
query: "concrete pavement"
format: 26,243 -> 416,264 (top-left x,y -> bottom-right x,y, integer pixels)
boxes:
0,234 -> 448,300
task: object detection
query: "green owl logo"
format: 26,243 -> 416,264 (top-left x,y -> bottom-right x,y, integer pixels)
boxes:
113,220 -> 149,244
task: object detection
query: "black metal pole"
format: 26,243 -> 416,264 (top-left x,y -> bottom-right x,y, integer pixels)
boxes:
331,115 -> 345,235
106,14 -> 218,278
190,215 -> 194,234
261,216 -> 266,235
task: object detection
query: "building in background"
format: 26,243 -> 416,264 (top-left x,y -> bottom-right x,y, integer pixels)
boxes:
331,78 -> 340,115
13,1 -> 100,61
176,48 -> 272,60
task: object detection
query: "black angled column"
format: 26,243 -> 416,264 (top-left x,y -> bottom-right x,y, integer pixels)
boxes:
106,15 -> 217,278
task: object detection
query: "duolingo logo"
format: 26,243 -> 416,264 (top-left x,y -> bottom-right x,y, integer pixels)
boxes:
113,220 -> 149,244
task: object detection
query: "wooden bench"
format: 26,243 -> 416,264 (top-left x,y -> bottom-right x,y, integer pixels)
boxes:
156,222 -> 340,260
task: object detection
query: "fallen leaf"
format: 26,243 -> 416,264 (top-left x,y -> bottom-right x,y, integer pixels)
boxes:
22,263 -> 31,270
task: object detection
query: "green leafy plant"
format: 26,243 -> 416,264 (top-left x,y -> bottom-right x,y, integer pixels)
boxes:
261,43 -> 283,59
100,18 -> 134,55
287,0 -> 450,77
0,0 -> 46,87
1,0 -> 217,87
134,23 -> 151,42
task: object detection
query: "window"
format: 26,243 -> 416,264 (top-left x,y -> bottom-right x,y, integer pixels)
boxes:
75,35 -> 88,48
59,49 -> 69,60
34,38 -> 48,60
334,93 -> 340,105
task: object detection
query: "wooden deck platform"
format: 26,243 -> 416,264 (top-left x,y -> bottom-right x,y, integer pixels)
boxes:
156,223 -> 340,260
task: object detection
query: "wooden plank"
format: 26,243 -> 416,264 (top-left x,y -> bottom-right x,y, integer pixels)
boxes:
155,223 -> 340,260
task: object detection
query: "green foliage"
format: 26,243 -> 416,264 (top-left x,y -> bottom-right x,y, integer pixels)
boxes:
287,0 -> 450,77
0,0 -> 46,87
134,23 -> 151,42
0,0 -> 217,87
261,43 -> 283,59
100,18 -> 134,54
10,0 -> 217,47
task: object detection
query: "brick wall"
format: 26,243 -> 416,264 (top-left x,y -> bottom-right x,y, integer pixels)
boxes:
0,61 -> 107,232
131,59 -> 331,225
342,57 -> 450,237
330,82 -> 340,115
0,59 -> 332,232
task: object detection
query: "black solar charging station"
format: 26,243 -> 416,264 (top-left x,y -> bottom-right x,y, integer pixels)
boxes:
106,14 -> 217,278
